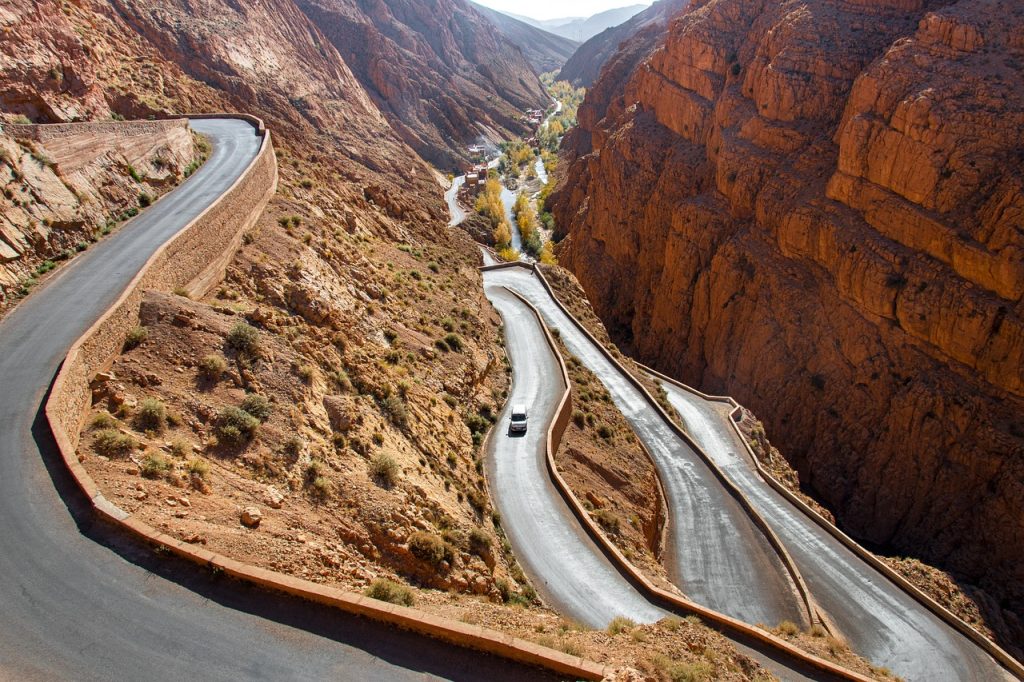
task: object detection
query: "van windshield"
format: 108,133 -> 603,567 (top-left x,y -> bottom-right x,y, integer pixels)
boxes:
511,412 -> 526,421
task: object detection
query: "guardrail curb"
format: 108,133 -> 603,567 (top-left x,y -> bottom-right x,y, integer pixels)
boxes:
43,117 -> 608,682
499,284 -> 871,682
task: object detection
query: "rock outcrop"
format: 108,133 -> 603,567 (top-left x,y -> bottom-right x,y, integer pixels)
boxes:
294,0 -> 549,168
551,0 -> 1024,649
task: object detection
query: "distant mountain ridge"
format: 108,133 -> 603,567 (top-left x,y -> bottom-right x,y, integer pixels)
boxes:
505,5 -> 648,42
472,4 -> 579,73
558,0 -> 688,87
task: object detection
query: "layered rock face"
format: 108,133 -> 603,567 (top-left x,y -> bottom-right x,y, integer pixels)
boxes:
295,0 -> 548,168
551,0 -> 1024,647
557,0 -> 689,88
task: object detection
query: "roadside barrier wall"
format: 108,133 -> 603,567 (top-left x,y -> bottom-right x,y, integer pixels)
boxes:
498,281 -> 871,682
43,118 -> 607,681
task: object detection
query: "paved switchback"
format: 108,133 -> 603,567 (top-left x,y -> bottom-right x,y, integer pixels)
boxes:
484,277 -> 843,682
483,267 -> 806,630
485,285 -> 665,627
0,119 -> 558,682
660,384 -> 1011,682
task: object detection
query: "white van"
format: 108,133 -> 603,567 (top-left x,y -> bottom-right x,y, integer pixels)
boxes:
509,405 -> 528,433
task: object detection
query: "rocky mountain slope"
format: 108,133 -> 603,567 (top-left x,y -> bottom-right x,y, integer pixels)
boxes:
0,0 -> 531,623
294,0 -> 548,169
472,4 -> 579,74
550,0 -> 1024,652
558,0 -> 689,87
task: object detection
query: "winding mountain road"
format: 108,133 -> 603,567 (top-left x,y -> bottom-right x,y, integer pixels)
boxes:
0,118 -> 557,682
660,383 -> 1010,682
481,260 -> 1010,681
483,281 -> 834,682
485,285 -> 665,627
484,267 -> 806,629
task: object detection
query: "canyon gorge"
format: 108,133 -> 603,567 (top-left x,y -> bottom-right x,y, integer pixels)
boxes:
550,0 -> 1024,653
5,0 -> 1024,675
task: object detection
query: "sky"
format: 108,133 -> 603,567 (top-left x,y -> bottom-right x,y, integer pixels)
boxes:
473,0 -> 653,22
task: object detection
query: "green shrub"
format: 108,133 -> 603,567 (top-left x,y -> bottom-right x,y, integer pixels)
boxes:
135,398 -> 166,433
284,435 -> 305,457
596,424 -> 613,440
93,429 -> 136,457
571,410 -> 585,428
90,412 -> 117,430
198,354 -> 228,380
141,452 -> 171,479
369,452 -> 399,487
468,528 -> 491,557
217,406 -> 260,445
138,192 -> 152,208
124,325 -> 148,350
594,509 -> 620,535
187,457 -> 209,479
649,655 -> 714,682
777,620 -> 800,637
310,476 -> 332,501
443,333 -> 464,352
240,394 -> 272,421
495,578 -> 513,603
365,579 -> 415,607
607,616 -> 635,635
466,488 -> 487,513
381,394 -> 408,428
170,439 -> 191,457
226,322 -> 260,356
295,364 -> 316,384
408,531 -> 451,566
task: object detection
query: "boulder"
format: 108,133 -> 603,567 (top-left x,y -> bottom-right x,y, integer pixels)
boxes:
240,506 -> 262,528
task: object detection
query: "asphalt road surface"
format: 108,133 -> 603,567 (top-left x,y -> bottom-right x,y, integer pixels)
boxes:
445,174 -> 466,227
0,119 -> 559,682
661,383 -> 1011,682
483,267 -> 806,629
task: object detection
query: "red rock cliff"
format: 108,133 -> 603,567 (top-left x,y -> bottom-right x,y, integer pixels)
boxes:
551,0 -> 1024,647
